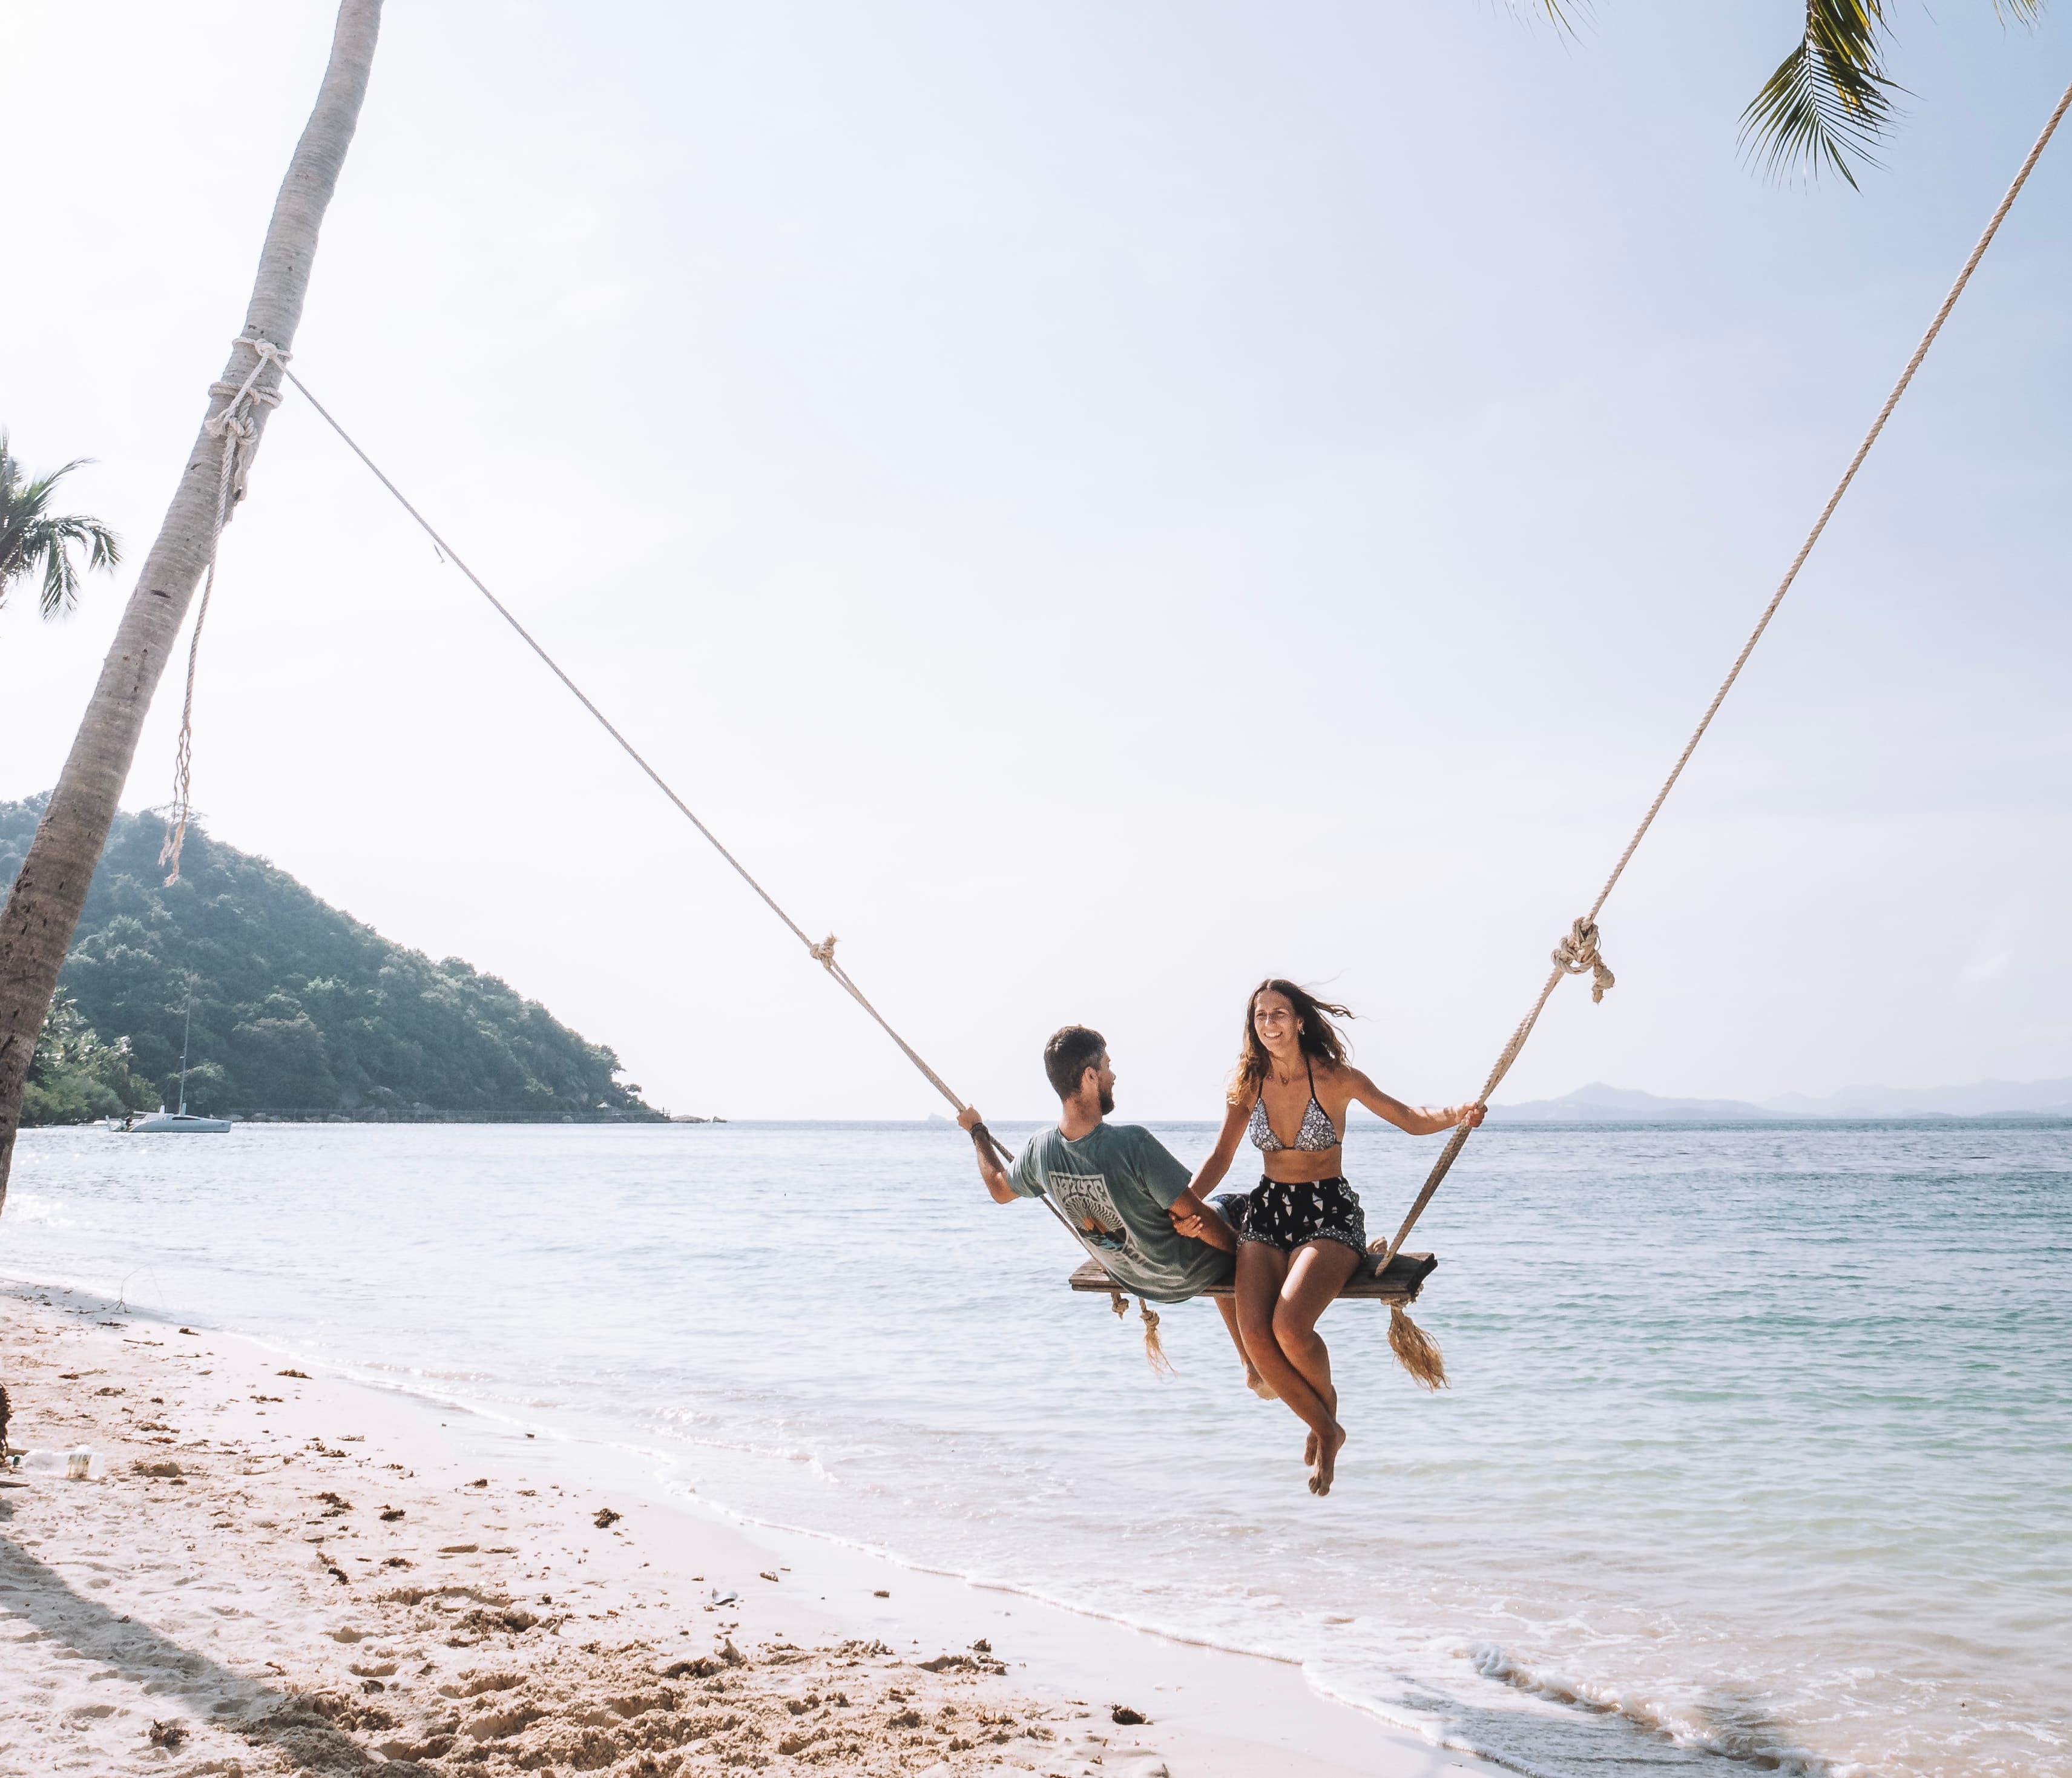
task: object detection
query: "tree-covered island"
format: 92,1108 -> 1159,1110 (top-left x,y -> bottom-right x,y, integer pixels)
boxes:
2,797 -> 660,1124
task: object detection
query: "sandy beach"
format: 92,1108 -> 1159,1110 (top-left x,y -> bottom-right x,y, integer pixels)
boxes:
0,1284 -> 1498,1778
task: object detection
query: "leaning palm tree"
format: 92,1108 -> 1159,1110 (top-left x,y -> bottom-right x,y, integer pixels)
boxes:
0,435 -> 121,619
0,0 -> 383,1212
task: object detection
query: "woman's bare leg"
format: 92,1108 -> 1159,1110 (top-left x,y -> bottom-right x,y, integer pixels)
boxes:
1274,1240 -> 1361,1496
1213,1296 -> 1276,1398
1234,1243 -> 1340,1486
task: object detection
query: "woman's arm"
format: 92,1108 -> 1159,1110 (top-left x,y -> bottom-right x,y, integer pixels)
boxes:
1341,1068 -> 1485,1138
1188,1098 -> 1254,1197
1168,1099 -> 1252,1248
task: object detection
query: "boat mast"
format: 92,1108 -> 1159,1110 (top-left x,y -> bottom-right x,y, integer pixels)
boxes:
176,985 -> 193,1117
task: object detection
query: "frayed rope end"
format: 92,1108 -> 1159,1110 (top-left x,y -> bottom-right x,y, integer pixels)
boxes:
157,816 -> 188,889
1139,1299 -> 1174,1377
1387,1305 -> 1448,1391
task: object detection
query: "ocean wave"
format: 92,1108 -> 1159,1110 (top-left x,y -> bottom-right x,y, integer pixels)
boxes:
1470,1643 -> 1840,1776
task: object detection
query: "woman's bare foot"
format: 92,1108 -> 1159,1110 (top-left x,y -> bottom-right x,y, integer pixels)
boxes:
1303,1425 -> 1318,1464
1307,1421 -> 1347,1496
1246,1365 -> 1280,1401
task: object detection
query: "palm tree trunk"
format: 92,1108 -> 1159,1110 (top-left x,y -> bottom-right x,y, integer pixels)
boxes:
0,0 -> 383,1211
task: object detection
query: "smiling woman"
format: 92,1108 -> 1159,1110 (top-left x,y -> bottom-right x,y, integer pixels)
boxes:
1182,981 -> 1481,1491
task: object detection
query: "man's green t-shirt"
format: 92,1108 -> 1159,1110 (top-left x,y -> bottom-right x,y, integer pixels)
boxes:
1009,1122 -> 1231,1304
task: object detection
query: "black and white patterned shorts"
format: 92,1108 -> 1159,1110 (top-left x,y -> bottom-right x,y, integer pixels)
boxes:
1213,1176 -> 1367,1257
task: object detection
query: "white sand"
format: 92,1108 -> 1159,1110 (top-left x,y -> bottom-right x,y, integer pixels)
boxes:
1,1285 -> 1501,1778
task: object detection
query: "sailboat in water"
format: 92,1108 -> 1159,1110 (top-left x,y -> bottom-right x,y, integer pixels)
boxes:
112,983 -> 231,1133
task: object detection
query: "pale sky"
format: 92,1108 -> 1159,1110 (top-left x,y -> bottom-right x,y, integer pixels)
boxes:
2,1 -> 2067,1119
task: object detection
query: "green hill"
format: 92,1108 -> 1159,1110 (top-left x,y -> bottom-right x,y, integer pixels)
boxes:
3,797 -> 659,1124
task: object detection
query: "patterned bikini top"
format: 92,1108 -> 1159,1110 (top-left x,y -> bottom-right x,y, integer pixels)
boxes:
1249,1056 -> 1340,1153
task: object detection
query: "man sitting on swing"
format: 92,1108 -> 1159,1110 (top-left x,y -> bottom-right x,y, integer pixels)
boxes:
956,1023 -> 1235,1317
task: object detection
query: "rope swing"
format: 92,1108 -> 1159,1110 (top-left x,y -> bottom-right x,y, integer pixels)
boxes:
152,73 -> 2070,1385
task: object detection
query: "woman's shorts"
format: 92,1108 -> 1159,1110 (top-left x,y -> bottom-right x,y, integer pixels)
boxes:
1213,1177 -> 1367,1258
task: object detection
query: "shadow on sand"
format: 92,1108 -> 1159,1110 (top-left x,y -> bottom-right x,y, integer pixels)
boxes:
0,1487 -> 429,1774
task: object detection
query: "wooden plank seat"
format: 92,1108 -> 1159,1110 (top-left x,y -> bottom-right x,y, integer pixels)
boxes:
1069,1250 -> 1437,1305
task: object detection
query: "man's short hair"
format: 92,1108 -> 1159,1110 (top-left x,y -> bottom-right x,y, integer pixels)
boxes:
1044,1026 -> 1106,1102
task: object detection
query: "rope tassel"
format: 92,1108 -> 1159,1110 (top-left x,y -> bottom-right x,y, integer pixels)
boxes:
1138,1298 -> 1173,1376
1110,1289 -> 1172,1373
1387,1306 -> 1448,1391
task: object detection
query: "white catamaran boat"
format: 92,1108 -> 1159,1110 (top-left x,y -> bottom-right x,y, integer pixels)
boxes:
111,986 -> 230,1134
117,1108 -> 232,1133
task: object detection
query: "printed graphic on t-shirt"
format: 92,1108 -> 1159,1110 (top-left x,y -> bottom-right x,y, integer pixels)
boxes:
1049,1171 -> 1131,1255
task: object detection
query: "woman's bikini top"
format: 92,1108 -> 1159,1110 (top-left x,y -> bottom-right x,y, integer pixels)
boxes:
1249,1055 -> 1340,1153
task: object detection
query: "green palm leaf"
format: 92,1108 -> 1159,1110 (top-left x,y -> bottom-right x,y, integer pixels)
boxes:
0,430 -> 122,621
1740,0 -> 1900,186
1534,0 -> 2047,185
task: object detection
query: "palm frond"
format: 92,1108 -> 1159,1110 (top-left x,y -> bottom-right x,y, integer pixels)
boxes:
0,435 -> 120,619
35,516 -> 122,617
38,532 -> 83,619
1740,0 -> 1903,186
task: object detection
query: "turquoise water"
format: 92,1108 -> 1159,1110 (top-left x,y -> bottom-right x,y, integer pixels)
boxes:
4,1119 -> 2067,1777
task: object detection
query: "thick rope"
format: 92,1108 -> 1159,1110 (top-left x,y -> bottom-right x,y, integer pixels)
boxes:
271,363 -> 1176,1365
1376,74 -> 2072,1273
159,337 -> 286,884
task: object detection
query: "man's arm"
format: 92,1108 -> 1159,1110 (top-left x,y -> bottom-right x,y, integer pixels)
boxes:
1169,1186 -> 1236,1251
956,1105 -> 1020,1205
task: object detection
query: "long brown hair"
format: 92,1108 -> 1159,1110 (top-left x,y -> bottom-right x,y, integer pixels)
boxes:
1229,978 -> 1354,1104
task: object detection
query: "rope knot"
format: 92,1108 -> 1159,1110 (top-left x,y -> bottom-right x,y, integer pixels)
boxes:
203,336 -> 288,443
234,335 -> 291,367
207,381 -> 281,409
1551,917 -> 1616,1003
809,933 -> 838,969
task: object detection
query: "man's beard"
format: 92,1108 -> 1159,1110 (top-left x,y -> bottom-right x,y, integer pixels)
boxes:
1097,1085 -> 1115,1116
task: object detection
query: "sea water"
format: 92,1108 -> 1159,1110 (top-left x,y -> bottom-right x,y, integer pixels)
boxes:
4,1119 -> 2067,1777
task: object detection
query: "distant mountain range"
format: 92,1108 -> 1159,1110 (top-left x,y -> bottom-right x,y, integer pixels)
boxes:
1487,1079 -> 2072,1122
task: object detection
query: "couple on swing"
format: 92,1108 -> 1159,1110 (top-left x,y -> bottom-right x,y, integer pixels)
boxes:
958,979 -> 1484,1496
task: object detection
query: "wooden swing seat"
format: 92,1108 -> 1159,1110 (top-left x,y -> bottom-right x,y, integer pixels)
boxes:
1068,1250 -> 1437,1305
